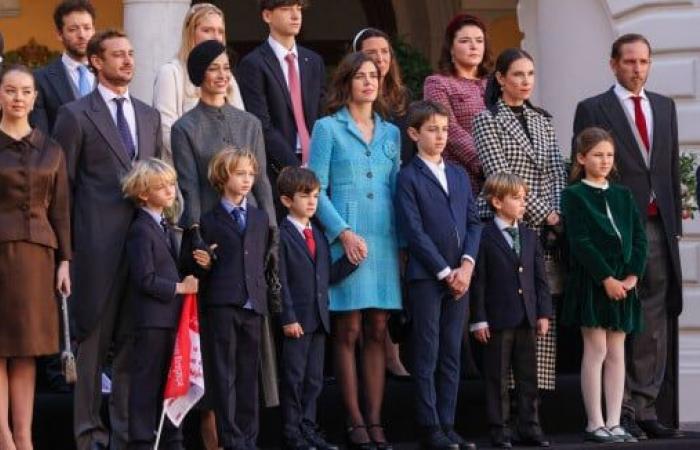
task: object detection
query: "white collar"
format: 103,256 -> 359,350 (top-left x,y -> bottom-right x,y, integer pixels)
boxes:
97,83 -> 131,104
614,82 -> 647,101
418,154 -> 445,171
221,196 -> 247,212
268,35 -> 298,59
581,178 -> 610,190
61,52 -> 89,72
494,215 -> 518,231
286,215 -> 312,235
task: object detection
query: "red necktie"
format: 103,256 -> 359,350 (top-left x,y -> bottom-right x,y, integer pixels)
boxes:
631,96 -> 650,151
285,52 -> 311,165
303,228 -> 316,260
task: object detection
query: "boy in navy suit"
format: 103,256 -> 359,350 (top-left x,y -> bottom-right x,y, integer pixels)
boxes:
122,158 -> 209,450
470,173 -> 552,448
396,101 -> 482,450
276,167 -> 338,450
198,148 -> 271,450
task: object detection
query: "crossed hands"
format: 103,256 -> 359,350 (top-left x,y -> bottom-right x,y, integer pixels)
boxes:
603,275 -> 638,301
445,260 -> 474,299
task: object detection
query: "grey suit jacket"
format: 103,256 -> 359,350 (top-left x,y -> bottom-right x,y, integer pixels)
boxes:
52,89 -> 162,339
31,57 -> 78,134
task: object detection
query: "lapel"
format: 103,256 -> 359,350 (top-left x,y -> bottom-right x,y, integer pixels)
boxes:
494,100 -> 538,165
487,221 -> 519,263
138,210 -> 177,263
445,163 -> 462,216
132,99 -> 150,160
283,219 -> 315,264
600,88 -> 648,170
298,46 -> 314,125
47,58 -> 76,105
648,93 -> 664,171
214,203 -> 243,236
337,107 -> 387,147
518,223 -> 531,264
261,41 -> 293,111
413,157 -> 447,197
85,90 -> 131,170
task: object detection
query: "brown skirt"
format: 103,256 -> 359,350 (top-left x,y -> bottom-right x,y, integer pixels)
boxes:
0,241 -> 58,357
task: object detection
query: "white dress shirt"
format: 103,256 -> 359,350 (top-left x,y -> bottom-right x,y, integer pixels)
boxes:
613,82 -> 653,148
97,83 -> 138,157
267,35 -> 302,152
62,52 -> 95,93
287,215 -> 312,238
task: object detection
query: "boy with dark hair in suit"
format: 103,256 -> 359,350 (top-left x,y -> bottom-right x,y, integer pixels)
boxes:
122,158 -> 209,450
397,100 -> 482,450
470,173 -> 552,449
198,148 -> 271,450
237,0 -> 325,218
276,167 -> 339,450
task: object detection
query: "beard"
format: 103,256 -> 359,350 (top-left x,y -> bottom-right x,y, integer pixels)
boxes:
101,67 -> 133,87
63,40 -> 88,60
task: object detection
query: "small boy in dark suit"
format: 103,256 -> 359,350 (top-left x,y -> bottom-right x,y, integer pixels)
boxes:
396,100 -> 483,450
198,148 -> 271,450
276,167 -> 339,450
470,173 -> 552,448
122,158 -> 209,450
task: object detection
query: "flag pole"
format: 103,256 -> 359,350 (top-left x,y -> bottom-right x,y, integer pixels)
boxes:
154,404 -> 167,450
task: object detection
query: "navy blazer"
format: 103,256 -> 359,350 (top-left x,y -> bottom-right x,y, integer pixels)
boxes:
278,219 -> 330,334
199,203 -> 270,315
31,58 -> 78,134
396,157 -> 482,281
125,209 -> 182,329
237,41 -> 325,172
470,221 -> 552,330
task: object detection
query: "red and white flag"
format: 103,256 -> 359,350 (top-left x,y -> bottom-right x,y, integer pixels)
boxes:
162,293 -> 205,427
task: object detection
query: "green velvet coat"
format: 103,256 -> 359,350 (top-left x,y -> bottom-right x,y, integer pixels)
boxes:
560,181 -> 648,332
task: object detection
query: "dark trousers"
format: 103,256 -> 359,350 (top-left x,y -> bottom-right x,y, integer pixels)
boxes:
127,328 -> 182,450
280,329 -> 325,442
483,327 -> 540,438
408,279 -> 468,427
207,306 -> 262,450
74,262 -> 132,450
623,218 -> 670,421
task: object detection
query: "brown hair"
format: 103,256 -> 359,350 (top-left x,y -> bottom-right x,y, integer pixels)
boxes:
482,172 -> 529,209
570,127 -> 616,182
406,100 -> 448,130
121,158 -> 177,205
208,148 -> 259,194
276,166 -> 320,200
611,33 -> 651,60
0,64 -> 35,88
87,29 -> 128,72
353,28 -> 408,117
325,51 -> 386,116
53,0 -> 96,31
259,0 -> 307,12
438,13 -> 492,78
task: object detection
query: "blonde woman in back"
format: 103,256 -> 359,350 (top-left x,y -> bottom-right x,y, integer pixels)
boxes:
153,2 -> 244,165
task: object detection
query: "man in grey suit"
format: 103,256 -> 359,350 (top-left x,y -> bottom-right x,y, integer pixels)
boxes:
52,29 -> 162,450
573,33 -> 683,440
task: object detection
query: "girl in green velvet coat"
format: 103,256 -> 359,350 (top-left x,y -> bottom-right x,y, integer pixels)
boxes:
561,127 -> 647,444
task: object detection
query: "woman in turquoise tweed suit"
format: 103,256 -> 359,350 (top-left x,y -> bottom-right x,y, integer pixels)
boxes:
561,128 -> 647,443
309,52 -> 401,450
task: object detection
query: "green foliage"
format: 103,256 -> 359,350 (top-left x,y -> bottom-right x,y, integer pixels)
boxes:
679,152 -> 697,219
392,36 -> 432,101
4,39 -> 60,69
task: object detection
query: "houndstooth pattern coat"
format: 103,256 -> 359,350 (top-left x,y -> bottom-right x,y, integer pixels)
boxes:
473,99 -> 567,390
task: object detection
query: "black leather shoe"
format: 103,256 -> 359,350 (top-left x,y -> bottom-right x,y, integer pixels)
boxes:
302,425 -> 339,450
514,433 -> 550,447
490,428 -> 511,449
346,425 -> 375,450
621,415 -> 647,440
282,441 -> 316,450
490,439 -> 511,449
422,428 -> 459,450
443,428 -> 476,450
638,420 -> 684,439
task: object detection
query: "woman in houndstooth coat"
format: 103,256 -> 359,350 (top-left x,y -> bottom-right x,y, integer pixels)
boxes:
472,48 -> 567,390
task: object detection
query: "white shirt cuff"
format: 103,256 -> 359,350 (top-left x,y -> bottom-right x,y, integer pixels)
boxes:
461,255 -> 475,265
436,266 -> 452,280
470,321 -> 489,332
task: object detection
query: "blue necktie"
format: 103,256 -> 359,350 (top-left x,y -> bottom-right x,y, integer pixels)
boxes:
114,98 -> 136,161
231,207 -> 246,233
77,65 -> 91,97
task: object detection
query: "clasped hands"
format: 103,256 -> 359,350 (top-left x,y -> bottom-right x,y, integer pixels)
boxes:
603,275 -> 638,301
445,260 -> 474,300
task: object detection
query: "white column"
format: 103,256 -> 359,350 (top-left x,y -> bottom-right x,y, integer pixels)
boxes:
123,0 -> 190,104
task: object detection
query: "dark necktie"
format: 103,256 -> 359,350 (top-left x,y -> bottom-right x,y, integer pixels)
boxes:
631,96 -> 650,151
159,217 -> 169,234
303,227 -> 316,260
284,52 -> 310,165
231,207 -> 246,233
505,226 -> 520,257
114,97 -> 136,160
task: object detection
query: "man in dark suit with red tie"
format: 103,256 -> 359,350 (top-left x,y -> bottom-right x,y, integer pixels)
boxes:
237,0 -> 325,219
573,33 -> 683,440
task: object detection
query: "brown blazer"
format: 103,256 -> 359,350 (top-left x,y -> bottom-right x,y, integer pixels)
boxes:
0,128 -> 71,260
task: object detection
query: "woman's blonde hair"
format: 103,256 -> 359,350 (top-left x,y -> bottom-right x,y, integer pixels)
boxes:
121,158 -> 177,204
208,147 -> 259,194
177,3 -> 226,66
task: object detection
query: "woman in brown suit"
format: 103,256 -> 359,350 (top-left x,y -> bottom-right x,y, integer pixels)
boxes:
0,65 -> 71,450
